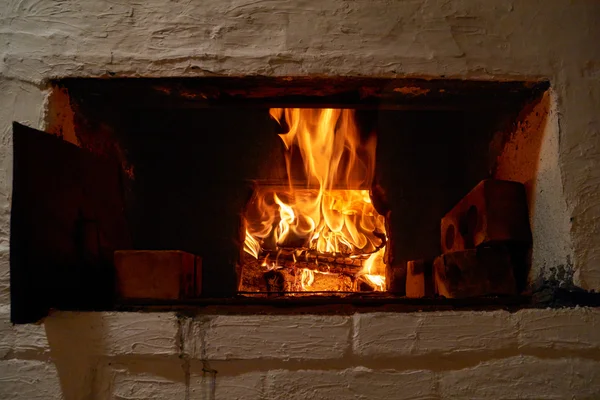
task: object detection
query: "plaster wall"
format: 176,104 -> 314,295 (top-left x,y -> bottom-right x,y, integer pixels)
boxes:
1,1 -> 600,398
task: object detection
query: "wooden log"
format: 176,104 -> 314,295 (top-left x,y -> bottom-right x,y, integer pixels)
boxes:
261,250 -> 363,273
433,247 -> 516,298
239,256 -> 268,292
276,259 -> 362,274
240,254 -> 356,292
263,242 -> 384,266
441,179 -> 532,254
354,275 -> 380,292
405,260 -> 434,298
263,269 -> 285,294
114,250 -> 202,300
291,270 -> 354,292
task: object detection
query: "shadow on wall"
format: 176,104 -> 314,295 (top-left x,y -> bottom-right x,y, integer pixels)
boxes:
44,312 -> 107,399
44,312 -> 188,399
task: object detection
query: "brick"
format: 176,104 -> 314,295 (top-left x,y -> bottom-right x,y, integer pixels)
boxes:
416,311 -> 518,354
43,311 -> 105,357
433,247 -> 516,298
44,311 -> 180,356
13,323 -> 50,355
96,359 -> 187,400
191,367 -> 264,400
405,260 -> 434,298
265,368 -> 436,400
353,311 -> 518,357
441,179 -> 531,253
180,316 -> 203,358
0,306 -> 49,357
104,312 -> 180,356
353,313 -> 420,357
199,315 -> 350,360
0,308 -> 12,357
0,247 -> 9,305
115,250 -> 202,301
439,355 -> 600,399
516,307 -> 600,350
0,360 -> 62,400
112,374 -> 185,400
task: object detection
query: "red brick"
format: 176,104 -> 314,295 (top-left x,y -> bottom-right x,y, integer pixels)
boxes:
114,250 -> 202,300
441,179 -> 531,253
405,260 -> 434,298
433,247 -> 516,298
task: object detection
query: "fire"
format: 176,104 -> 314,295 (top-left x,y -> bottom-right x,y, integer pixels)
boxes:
244,108 -> 387,292
244,229 -> 261,260
301,268 -> 315,290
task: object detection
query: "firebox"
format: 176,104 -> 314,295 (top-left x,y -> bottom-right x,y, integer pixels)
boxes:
10,77 -> 549,322
240,108 -> 388,294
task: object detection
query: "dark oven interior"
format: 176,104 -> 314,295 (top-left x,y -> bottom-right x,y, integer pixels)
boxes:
10,77 -> 549,319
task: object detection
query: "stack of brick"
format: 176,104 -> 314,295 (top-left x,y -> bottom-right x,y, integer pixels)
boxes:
407,179 -> 532,298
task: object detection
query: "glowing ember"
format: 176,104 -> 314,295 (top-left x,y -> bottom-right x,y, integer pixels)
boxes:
243,108 -> 387,292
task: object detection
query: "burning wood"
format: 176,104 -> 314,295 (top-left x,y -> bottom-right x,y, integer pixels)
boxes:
263,269 -> 285,293
266,258 -> 362,274
241,108 -> 388,293
263,247 -> 371,268
239,254 -> 380,293
263,232 -> 386,263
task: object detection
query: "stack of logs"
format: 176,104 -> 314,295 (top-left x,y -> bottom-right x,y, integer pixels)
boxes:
406,179 -> 532,298
239,247 -> 381,293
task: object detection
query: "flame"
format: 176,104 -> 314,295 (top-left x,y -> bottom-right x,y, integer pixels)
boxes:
301,268 -> 315,290
244,108 -> 387,292
362,248 -> 386,291
274,194 -> 295,246
244,229 -> 261,259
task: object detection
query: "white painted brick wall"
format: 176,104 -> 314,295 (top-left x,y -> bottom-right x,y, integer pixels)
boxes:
0,360 -> 62,400
353,311 -> 519,357
265,368 -> 437,400
1,309 -> 600,398
197,315 -> 351,360
96,359 -> 187,400
0,306 -> 49,358
191,366 -> 265,400
103,313 -> 180,356
517,307 -> 600,350
0,249 -> 10,305
43,311 -> 180,357
438,355 -> 600,399
0,308 -> 15,359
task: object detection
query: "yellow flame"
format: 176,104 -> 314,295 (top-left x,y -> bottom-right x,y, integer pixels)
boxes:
301,268 -> 315,290
273,193 -> 295,245
244,108 -> 387,291
362,247 -> 386,291
244,229 -> 261,259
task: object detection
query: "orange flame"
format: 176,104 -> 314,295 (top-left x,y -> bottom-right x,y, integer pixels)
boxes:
301,268 -> 315,290
244,108 -> 387,291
